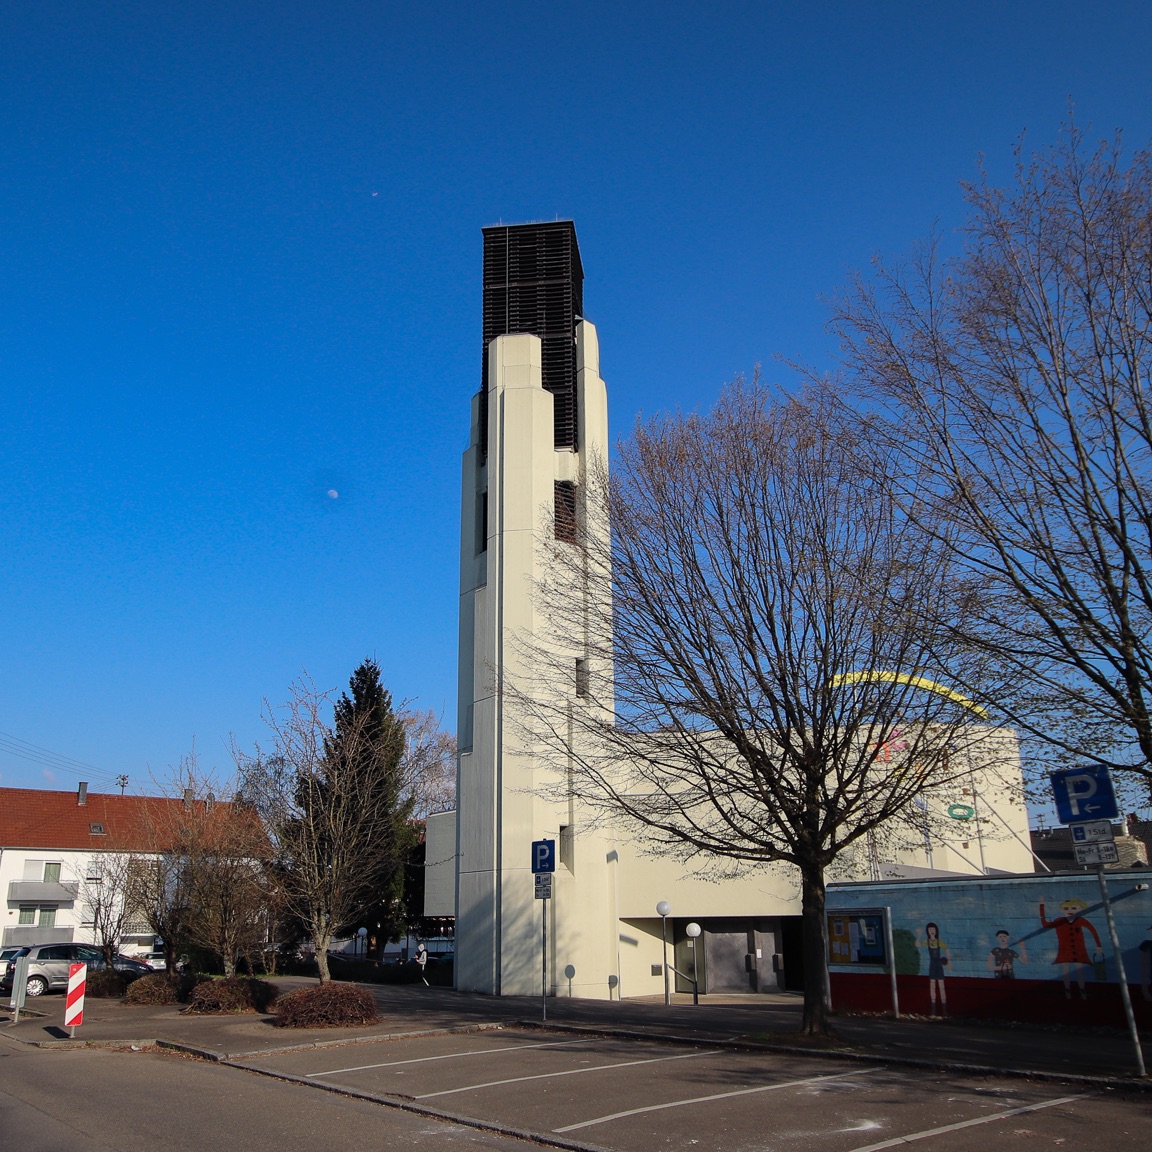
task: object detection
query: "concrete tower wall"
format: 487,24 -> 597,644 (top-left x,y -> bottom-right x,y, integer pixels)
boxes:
456,323 -> 619,997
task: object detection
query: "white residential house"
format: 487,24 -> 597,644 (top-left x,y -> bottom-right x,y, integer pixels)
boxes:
2,783 -> 176,953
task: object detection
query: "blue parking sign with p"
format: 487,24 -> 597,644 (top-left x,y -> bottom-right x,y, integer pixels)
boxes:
1049,766 -> 1119,824
531,839 -> 556,874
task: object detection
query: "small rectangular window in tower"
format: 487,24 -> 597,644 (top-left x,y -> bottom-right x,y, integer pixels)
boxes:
575,658 -> 589,698
559,824 -> 575,871
476,491 -> 488,554
554,481 -> 577,543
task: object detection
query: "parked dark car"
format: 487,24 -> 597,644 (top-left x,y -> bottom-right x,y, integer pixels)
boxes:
0,943 -> 153,997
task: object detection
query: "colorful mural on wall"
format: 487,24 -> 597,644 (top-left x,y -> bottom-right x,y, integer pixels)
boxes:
827,871 -> 1152,1027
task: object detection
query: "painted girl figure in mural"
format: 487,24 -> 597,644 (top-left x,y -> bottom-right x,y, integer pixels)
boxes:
1039,898 -> 1103,999
915,922 -> 950,1016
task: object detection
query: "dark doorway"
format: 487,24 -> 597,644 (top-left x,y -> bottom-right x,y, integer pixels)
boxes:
779,916 -> 804,992
703,925 -> 754,992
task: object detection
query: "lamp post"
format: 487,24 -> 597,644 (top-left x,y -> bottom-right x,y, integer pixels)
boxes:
685,922 -> 701,1005
656,900 -> 671,1005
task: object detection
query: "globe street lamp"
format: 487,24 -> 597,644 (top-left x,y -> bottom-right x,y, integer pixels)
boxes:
656,900 -> 671,1005
685,922 -> 701,1005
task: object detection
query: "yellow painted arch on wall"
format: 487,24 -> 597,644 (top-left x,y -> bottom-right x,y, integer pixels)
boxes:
829,671 -> 990,719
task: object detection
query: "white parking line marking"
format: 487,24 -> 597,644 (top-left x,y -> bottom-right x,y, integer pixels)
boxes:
554,1067 -> 881,1132
307,1037 -> 597,1077
844,1093 -> 1092,1150
416,1048 -> 718,1099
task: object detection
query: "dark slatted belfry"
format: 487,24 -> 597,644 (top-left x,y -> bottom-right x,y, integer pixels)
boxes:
480,221 -> 584,456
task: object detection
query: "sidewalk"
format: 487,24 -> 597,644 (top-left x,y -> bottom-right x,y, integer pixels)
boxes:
3,979 -> 1148,1087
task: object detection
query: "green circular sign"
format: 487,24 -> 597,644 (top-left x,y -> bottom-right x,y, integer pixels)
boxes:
947,803 -> 975,821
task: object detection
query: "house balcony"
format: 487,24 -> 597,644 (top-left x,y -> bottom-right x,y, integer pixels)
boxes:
2,925 -> 75,947
7,880 -> 79,904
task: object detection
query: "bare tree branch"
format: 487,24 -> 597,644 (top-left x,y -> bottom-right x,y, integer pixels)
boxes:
511,375 -> 1015,1034
831,124 -> 1152,795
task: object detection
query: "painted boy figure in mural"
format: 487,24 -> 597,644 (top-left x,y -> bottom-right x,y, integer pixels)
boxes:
1039,899 -> 1103,999
987,930 -> 1027,978
915,922 -> 950,1016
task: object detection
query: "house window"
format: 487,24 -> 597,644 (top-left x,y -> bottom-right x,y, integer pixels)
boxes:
575,658 -> 589,698
89,822 -> 106,835
43,862 -> 61,883
554,481 -> 577,543
19,905 -> 58,927
87,860 -> 104,882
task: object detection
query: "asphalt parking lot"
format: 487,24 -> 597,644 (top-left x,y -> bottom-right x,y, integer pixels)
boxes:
233,1027 -> 1152,1152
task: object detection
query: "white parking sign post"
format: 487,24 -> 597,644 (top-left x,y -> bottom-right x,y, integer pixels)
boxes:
532,840 -> 556,1022
1050,767 -> 1145,1077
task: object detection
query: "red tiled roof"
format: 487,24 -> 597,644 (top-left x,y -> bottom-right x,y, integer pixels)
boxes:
0,787 -> 226,851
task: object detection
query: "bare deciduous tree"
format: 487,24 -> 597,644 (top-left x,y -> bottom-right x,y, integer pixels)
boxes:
134,758 -> 273,977
831,125 -> 1152,794
179,798 -> 270,977
515,378 -> 1009,1034
80,850 -> 137,966
401,708 -> 457,818
236,664 -> 419,983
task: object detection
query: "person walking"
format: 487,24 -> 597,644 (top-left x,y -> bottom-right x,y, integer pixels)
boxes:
416,943 -> 429,986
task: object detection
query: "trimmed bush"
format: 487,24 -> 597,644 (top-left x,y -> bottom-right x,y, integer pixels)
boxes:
274,982 -> 378,1028
123,971 -> 206,1005
86,968 -> 130,998
183,976 -> 279,1014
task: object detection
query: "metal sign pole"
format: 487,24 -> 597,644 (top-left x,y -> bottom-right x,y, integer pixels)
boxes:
883,906 -> 900,1020
531,838 -> 555,1023
1095,865 -> 1145,1077
9,954 -> 29,1024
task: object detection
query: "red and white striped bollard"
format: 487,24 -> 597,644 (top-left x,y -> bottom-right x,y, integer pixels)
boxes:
65,962 -> 87,1038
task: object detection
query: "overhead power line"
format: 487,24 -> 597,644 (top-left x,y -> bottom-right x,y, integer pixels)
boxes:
0,730 -> 123,788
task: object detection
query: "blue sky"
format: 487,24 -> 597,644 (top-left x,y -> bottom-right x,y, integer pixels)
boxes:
2,2 -> 1151,795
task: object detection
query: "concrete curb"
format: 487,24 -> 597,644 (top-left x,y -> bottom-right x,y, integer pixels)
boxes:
223,1021 -> 507,1061
1,1033 -> 161,1051
0,1019 -> 506,1057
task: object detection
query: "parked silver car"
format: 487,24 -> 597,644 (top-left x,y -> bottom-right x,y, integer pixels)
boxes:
0,943 -> 152,997
0,945 -> 24,980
